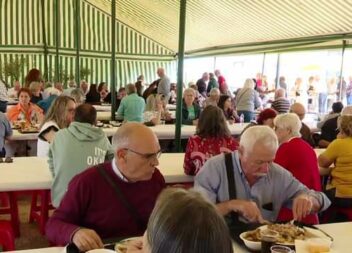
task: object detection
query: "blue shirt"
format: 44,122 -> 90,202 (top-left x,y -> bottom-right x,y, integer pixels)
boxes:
117,93 -> 145,122
194,151 -> 330,223
0,112 -> 12,150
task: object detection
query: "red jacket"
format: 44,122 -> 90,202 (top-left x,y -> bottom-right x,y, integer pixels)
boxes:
274,137 -> 321,224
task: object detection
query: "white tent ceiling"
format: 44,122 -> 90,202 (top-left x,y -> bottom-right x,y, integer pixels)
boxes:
87,0 -> 352,55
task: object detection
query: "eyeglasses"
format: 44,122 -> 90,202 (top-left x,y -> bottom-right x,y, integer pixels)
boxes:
124,148 -> 162,160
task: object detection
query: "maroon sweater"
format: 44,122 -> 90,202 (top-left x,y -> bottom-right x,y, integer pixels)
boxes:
46,162 -> 165,245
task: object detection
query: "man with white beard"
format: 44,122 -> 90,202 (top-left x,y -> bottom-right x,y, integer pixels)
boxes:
195,126 -> 330,224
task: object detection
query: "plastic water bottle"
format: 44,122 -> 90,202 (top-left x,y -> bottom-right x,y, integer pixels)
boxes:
239,114 -> 244,125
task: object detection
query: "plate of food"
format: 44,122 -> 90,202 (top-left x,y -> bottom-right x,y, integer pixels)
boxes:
18,126 -> 39,133
239,224 -> 332,251
115,237 -> 141,253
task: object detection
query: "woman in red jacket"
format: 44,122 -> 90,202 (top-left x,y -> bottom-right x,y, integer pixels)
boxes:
274,113 -> 321,224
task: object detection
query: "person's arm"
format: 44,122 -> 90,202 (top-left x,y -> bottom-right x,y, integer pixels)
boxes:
318,140 -> 338,168
278,168 -> 331,220
183,137 -> 196,175
46,175 -> 103,250
116,99 -> 125,119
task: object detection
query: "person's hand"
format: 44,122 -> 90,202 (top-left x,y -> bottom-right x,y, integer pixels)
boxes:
126,237 -> 144,253
72,228 -> 104,252
230,199 -> 267,223
292,194 -> 313,221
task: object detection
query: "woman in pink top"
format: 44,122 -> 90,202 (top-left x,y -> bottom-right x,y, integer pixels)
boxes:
184,105 -> 238,175
274,113 -> 321,224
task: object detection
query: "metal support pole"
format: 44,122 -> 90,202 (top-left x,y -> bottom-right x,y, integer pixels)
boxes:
55,0 -> 60,82
41,0 -> 48,81
261,53 -> 266,76
275,53 -> 281,89
75,0 -> 80,85
175,0 -> 187,152
338,40 -> 346,101
111,0 -> 117,120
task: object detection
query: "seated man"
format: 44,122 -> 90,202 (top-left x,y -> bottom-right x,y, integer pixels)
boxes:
195,126 -> 330,224
271,88 -> 290,114
290,102 -> 315,147
0,112 -> 12,157
46,123 -> 165,252
318,102 -> 344,148
117,84 -> 145,122
48,104 -> 114,207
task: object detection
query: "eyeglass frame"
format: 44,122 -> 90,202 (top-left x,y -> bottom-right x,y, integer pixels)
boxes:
124,148 -> 162,160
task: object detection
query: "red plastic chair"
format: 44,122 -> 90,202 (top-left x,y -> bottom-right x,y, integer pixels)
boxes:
0,192 -> 20,237
0,220 -> 15,251
29,190 -> 55,235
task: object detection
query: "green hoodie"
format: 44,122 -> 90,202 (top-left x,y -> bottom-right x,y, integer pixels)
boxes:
48,121 -> 114,207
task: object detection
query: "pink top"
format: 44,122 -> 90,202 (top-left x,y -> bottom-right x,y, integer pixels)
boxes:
274,137 -> 321,224
184,135 -> 238,175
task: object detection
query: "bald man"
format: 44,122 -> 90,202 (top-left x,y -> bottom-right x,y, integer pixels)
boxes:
46,123 -> 166,252
290,103 -> 315,147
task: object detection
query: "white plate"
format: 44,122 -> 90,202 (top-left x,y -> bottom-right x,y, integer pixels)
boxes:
239,225 -> 333,251
115,237 -> 142,253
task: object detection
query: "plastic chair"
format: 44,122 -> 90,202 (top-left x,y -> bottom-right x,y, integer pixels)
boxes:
29,190 -> 55,235
0,192 -> 20,237
0,220 -> 15,251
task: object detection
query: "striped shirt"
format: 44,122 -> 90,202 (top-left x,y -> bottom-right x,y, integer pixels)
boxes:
271,98 -> 290,114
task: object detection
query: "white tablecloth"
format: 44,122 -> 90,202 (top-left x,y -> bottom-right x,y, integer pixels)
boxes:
7,222 -> 352,252
0,154 -> 191,192
8,123 -> 248,141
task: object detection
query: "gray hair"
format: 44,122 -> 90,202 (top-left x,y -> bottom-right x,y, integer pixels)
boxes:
70,88 -> 85,104
243,78 -> 255,89
342,105 -> 352,115
147,188 -> 233,253
209,87 -> 220,96
29,81 -> 41,92
274,113 -> 302,137
240,126 -> 278,155
111,124 -> 131,152
275,88 -> 286,99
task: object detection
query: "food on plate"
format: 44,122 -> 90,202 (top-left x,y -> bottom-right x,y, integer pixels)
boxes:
243,224 -> 305,244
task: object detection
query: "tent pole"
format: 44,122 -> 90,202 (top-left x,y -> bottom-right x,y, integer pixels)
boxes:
338,40 -> 346,102
275,53 -> 281,89
111,0 -> 117,120
75,0 -> 80,85
41,0 -> 48,82
261,53 -> 266,77
175,0 -> 187,152
55,0 -> 60,82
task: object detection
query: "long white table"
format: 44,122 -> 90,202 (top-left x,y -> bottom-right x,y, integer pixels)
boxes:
8,123 -> 249,141
7,222 -> 352,252
0,154 -> 191,192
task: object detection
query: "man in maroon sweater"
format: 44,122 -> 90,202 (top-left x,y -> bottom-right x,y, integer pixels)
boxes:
46,123 -> 165,252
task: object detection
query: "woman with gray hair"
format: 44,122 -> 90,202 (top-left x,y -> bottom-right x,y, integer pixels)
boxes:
235,78 -> 262,122
274,113 -> 321,224
126,188 -> 233,253
182,88 -> 201,125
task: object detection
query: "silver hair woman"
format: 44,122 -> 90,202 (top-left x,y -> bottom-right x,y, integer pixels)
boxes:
273,113 -> 301,144
127,188 -> 234,253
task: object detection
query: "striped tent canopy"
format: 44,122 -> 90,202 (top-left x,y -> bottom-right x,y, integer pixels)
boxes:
2,0 -> 352,86
0,0 -> 176,86
89,0 -> 352,56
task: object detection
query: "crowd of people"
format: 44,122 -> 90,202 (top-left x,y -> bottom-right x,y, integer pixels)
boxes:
0,66 -> 352,252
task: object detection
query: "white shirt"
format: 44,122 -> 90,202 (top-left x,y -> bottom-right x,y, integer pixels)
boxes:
111,158 -> 129,182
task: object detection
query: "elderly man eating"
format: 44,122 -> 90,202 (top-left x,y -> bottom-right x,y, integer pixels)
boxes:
195,126 -> 330,225
46,123 -> 165,252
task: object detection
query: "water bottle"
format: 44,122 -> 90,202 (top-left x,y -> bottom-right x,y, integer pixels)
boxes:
239,114 -> 244,125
